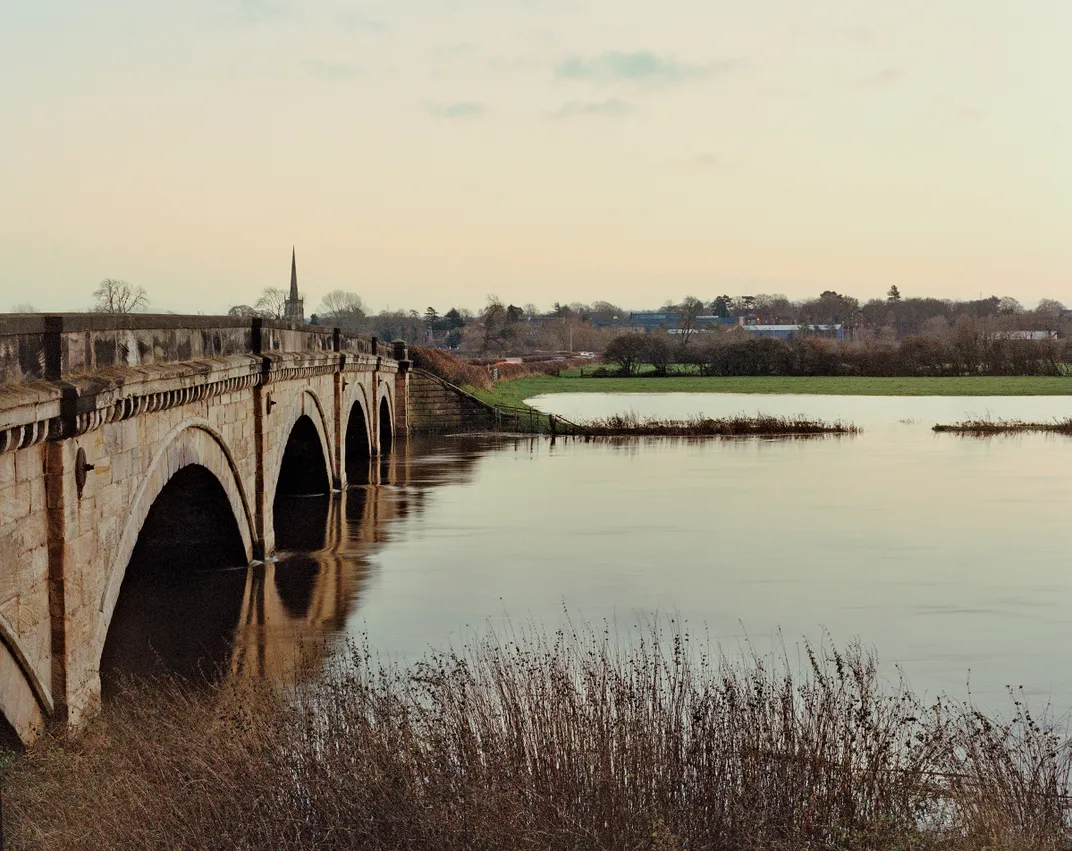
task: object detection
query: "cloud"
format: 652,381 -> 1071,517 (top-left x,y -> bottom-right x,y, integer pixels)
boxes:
338,12 -> 387,34
671,153 -> 719,170
425,101 -> 486,119
861,67 -> 905,87
433,42 -> 479,62
306,59 -> 361,80
687,153 -> 718,168
935,98 -> 984,125
555,51 -> 735,84
233,0 -> 289,24
843,27 -> 880,44
553,99 -> 631,118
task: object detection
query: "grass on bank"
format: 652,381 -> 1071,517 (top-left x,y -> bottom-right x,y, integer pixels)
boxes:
933,417 -> 1072,435
4,624 -> 1071,850
478,374 -> 1072,408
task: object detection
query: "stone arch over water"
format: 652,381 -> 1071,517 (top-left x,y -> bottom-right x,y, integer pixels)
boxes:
99,464 -> 249,698
344,398 -> 371,486
96,421 -> 256,672
378,390 -> 393,456
275,414 -> 332,499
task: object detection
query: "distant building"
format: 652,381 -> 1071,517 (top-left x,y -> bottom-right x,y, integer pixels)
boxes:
629,312 -> 737,331
283,247 -> 304,323
742,324 -> 846,341
990,330 -> 1057,341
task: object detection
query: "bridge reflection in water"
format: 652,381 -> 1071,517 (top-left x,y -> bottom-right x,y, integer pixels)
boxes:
101,435 -> 490,693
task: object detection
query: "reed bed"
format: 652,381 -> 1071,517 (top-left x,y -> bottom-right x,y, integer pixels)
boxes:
933,417 -> 1072,435
3,624 -> 1070,850
579,411 -> 859,437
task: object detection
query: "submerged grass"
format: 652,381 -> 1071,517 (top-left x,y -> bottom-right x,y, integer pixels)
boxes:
4,623 -> 1070,850
578,411 -> 858,436
933,417 -> 1072,435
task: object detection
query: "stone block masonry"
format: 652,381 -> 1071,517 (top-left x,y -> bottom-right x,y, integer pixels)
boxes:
0,314 -> 427,745
407,369 -> 498,433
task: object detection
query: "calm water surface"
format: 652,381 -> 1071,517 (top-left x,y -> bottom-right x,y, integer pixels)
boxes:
115,393 -> 1072,715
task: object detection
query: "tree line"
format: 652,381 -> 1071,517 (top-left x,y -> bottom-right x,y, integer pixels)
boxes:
603,326 -> 1067,378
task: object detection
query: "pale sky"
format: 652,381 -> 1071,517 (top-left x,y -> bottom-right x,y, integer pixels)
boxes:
2,0 -> 1068,314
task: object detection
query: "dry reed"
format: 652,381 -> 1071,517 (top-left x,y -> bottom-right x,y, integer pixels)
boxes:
933,418 -> 1072,435
2,623 -> 1069,850
579,411 -> 860,437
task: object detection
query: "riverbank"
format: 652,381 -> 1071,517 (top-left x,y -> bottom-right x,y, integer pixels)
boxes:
473,374 -> 1072,409
4,627 -> 1069,849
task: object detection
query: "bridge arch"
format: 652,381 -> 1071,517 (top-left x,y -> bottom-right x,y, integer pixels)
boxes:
377,380 -> 394,455
94,421 -> 256,674
99,465 -> 250,695
268,390 -> 335,502
343,393 -> 372,486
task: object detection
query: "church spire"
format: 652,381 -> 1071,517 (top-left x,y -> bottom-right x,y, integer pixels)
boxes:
283,246 -> 305,323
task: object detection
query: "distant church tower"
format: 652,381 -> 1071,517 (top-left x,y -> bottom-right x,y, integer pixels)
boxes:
283,247 -> 305,322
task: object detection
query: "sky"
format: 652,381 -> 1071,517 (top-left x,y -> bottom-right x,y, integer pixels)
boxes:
1,0 -> 1068,315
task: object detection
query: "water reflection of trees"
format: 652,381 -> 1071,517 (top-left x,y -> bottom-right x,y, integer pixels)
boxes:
229,435 -> 485,683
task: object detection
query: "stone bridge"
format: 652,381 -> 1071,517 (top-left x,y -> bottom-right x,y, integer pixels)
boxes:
0,314 -> 425,745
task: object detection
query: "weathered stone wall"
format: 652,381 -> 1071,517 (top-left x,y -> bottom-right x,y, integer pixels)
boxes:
407,370 -> 497,433
0,314 -> 409,744
0,442 -> 51,741
0,314 -> 385,386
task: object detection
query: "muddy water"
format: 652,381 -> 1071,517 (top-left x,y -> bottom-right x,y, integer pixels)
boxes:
108,395 -> 1072,714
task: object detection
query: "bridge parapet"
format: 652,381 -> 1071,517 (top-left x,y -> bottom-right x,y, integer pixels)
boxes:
0,315 -> 408,456
0,314 -> 400,386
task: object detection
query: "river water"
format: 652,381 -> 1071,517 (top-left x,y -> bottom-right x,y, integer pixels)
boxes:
114,393 -> 1072,715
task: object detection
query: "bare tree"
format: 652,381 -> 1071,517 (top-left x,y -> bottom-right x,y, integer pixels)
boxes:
92,279 -> 148,313
227,304 -> 265,318
255,287 -> 287,319
319,290 -> 367,324
678,296 -> 705,347
482,296 -> 520,354
997,296 -> 1023,315
10,303 -> 36,313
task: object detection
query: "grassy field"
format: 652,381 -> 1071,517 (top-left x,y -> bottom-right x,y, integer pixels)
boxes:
475,374 -> 1072,408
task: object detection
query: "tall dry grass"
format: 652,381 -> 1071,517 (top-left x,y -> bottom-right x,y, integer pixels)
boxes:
3,624 -> 1070,850
933,418 -> 1072,435
579,411 -> 859,437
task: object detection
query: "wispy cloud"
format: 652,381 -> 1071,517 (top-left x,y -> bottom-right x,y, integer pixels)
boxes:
935,98 -> 984,125
339,12 -> 387,34
671,153 -> 719,170
425,101 -> 486,119
306,59 -> 361,80
687,153 -> 718,168
861,67 -> 905,88
555,51 -> 736,84
433,42 -> 479,62
234,0 -> 289,24
843,27 -> 880,45
553,99 -> 631,118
